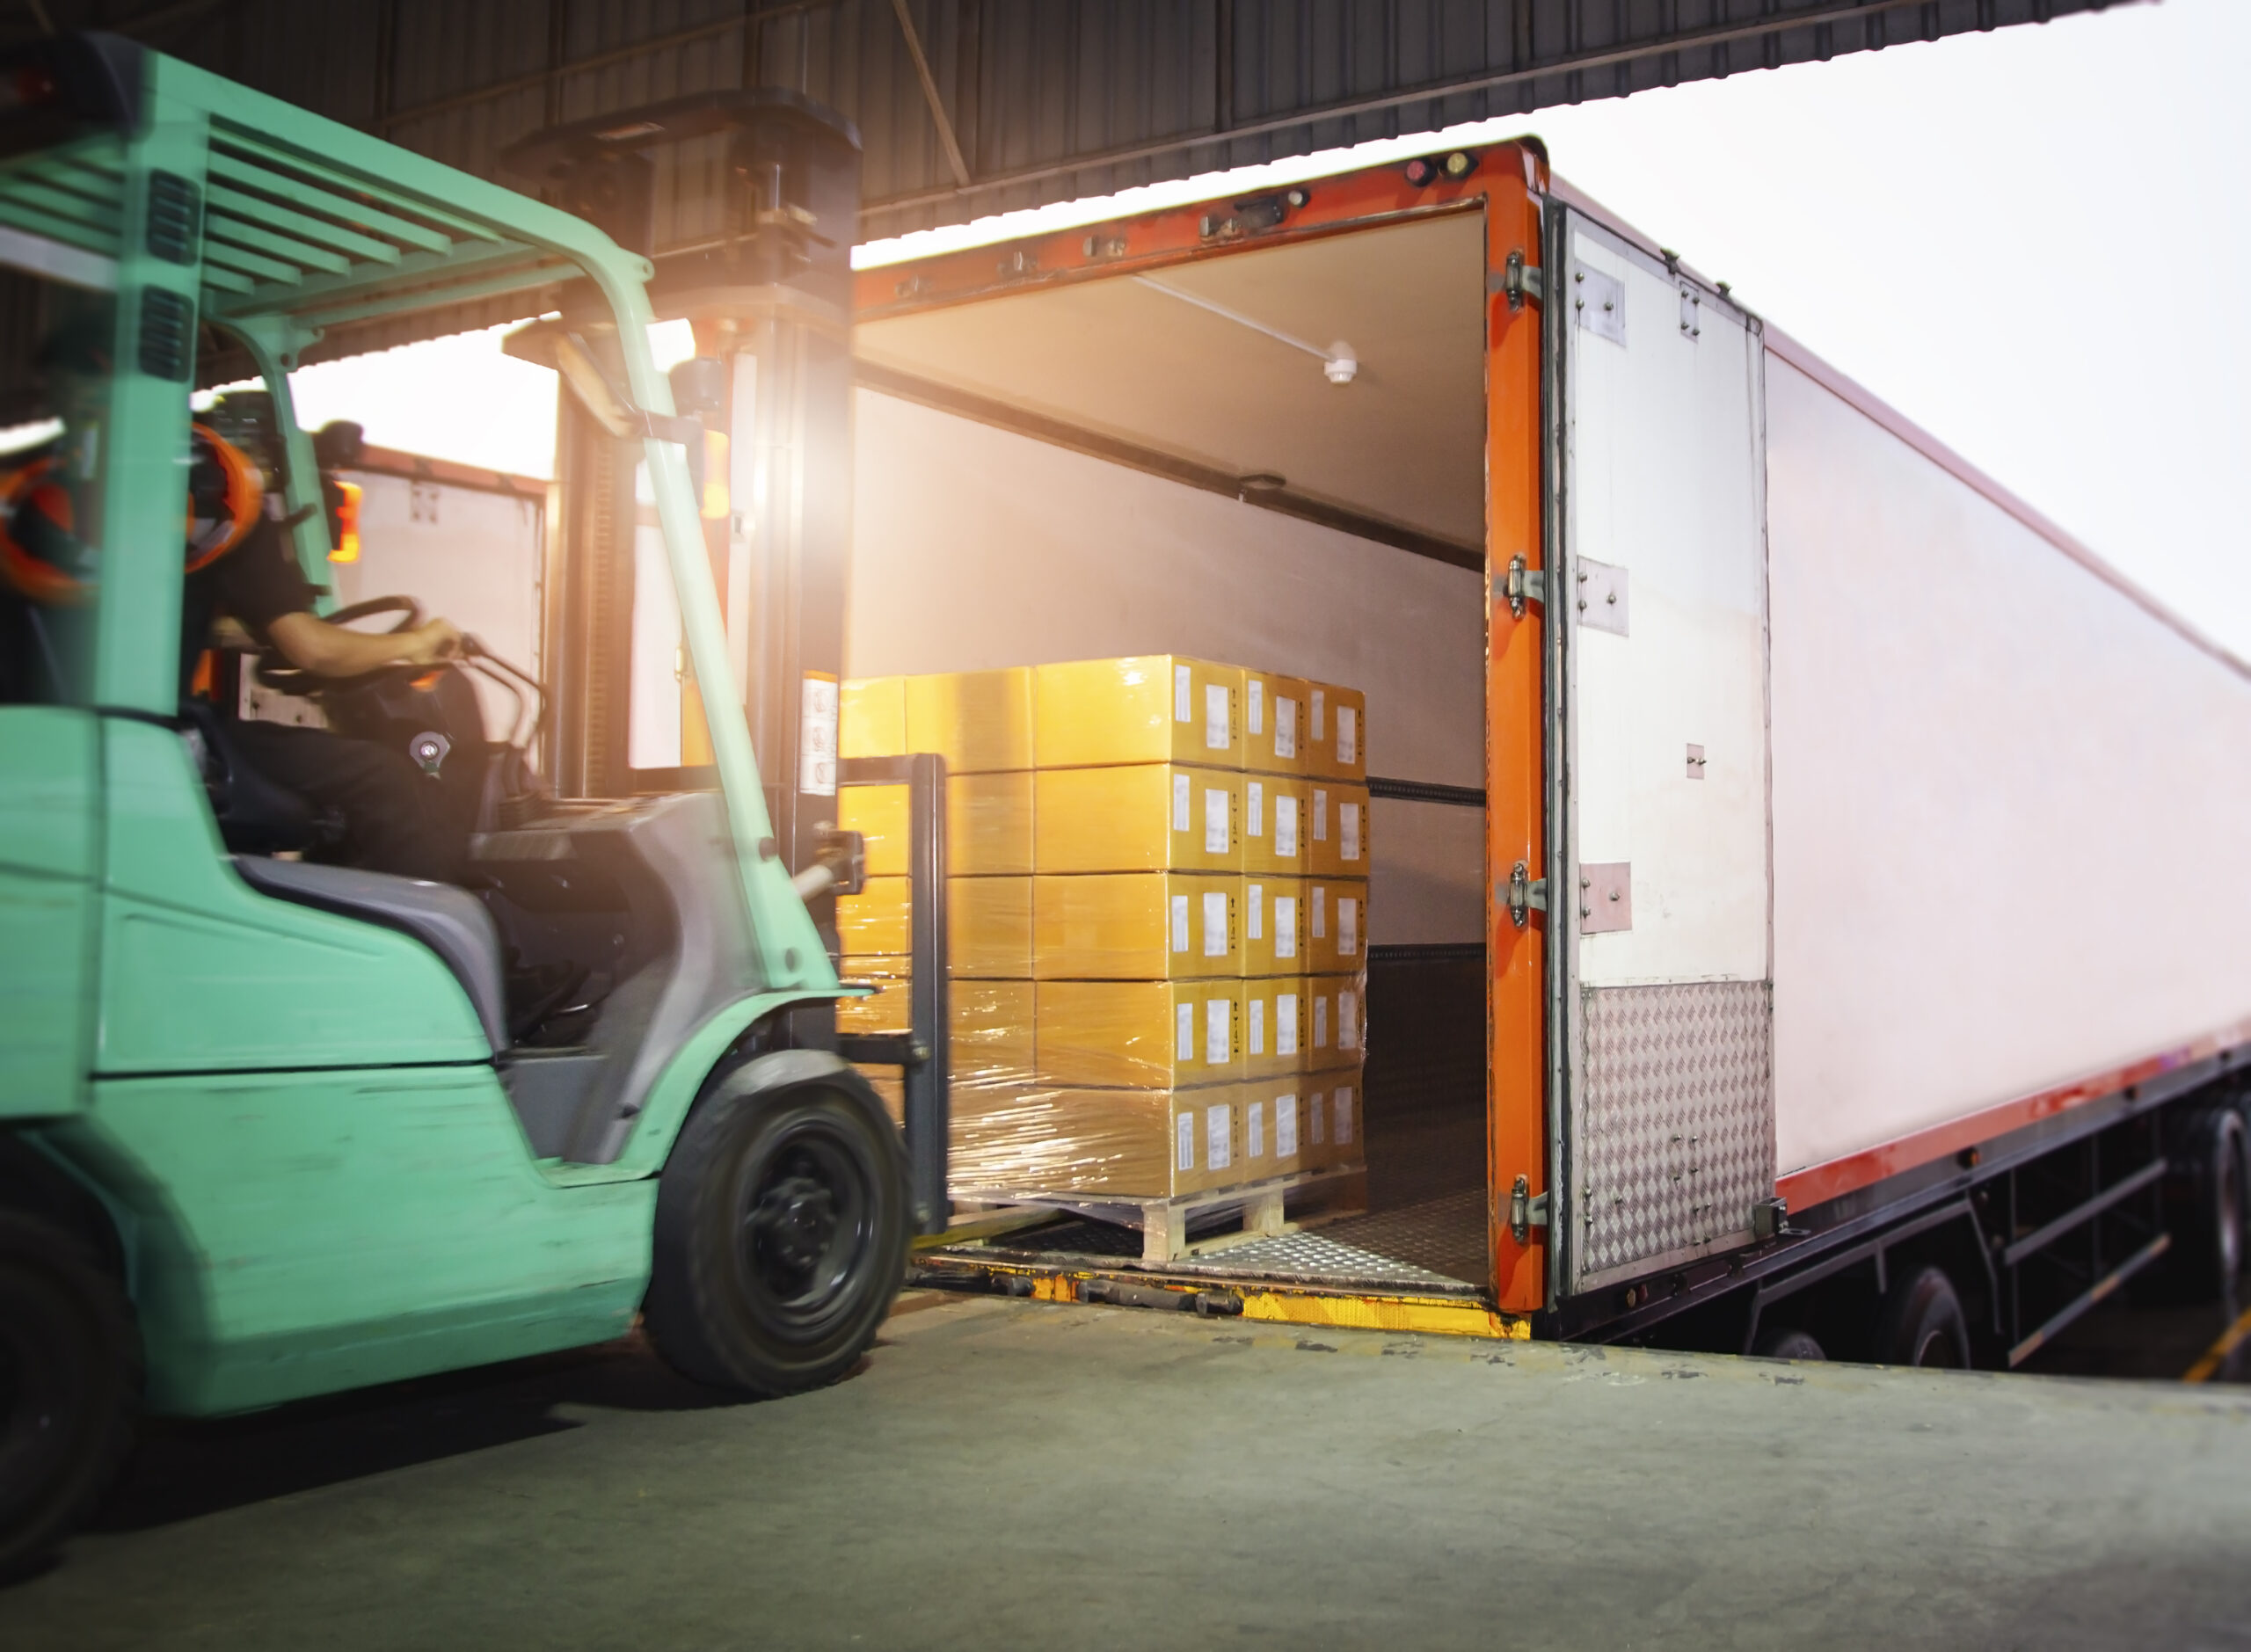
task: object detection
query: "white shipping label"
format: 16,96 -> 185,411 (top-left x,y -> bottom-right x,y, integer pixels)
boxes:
1175,663 -> 1192,723
1202,891 -> 1229,957
1205,789 -> 1229,855
1276,696 -> 1297,760
1177,1110 -> 1195,1171
1339,898 -> 1358,957
1249,997 -> 1266,1055
1275,795 -> 1298,858
798,674 -> 839,797
1206,998 -> 1230,1066
1172,771 -> 1191,833
1314,993 -> 1329,1050
1176,1001 -> 1195,1061
1311,688 -> 1326,740
1248,884 -> 1264,940
1207,1104 -> 1232,1171
1311,1094 -> 1326,1145
1338,706 -> 1358,767
1171,894 -> 1190,954
1334,1089 -> 1353,1146
1206,682 -> 1230,750
1340,990 -> 1359,1051
1248,1100 -> 1265,1160
1246,780 -> 1264,837
1277,993 -> 1299,1056
1248,678 -> 1264,736
1276,1094 -> 1299,1158
1312,884 -> 1327,939
1312,789 -> 1328,842
1274,896 -> 1298,959
1341,803 -> 1360,862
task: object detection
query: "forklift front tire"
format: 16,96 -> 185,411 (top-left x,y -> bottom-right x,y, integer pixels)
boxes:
0,1212 -> 142,1580
645,1053 -> 909,1398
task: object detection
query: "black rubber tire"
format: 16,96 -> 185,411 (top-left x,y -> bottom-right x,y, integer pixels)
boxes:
1750,1326 -> 1826,1362
0,1212 -> 141,1581
1874,1264 -> 1971,1370
2185,1107 -> 2247,1303
645,1058 -> 909,1398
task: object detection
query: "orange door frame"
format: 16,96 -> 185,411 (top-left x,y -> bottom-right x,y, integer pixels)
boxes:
853,142 -> 1554,1315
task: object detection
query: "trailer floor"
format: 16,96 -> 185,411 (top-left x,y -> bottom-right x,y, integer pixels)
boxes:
8,1295 -> 2249,1649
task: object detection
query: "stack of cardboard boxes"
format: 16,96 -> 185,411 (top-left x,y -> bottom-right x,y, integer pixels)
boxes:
836,655 -> 1368,1205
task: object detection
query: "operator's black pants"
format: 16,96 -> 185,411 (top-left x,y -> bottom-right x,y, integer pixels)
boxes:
225,721 -> 466,885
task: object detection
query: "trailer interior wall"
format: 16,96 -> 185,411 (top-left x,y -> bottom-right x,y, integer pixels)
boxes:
1765,349 -> 2251,1197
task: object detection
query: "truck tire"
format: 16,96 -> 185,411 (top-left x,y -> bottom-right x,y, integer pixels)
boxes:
1750,1326 -> 1825,1362
2182,1106 -> 2247,1304
1874,1265 -> 1971,1370
0,1212 -> 141,1580
645,1053 -> 909,1398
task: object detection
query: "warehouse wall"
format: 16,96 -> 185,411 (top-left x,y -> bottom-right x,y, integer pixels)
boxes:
848,387 -> 1485,946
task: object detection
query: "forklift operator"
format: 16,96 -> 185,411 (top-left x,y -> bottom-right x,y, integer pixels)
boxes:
181,447 -> 471,886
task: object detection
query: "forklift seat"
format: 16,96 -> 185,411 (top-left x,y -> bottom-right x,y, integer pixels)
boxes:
231,856 -> 510,1052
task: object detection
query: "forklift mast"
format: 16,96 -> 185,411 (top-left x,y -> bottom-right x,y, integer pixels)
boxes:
508,91 -> 862,1048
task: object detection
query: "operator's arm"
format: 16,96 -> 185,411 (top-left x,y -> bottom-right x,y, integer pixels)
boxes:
267,610 -> 461,678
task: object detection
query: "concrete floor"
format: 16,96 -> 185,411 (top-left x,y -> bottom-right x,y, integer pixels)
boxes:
7,1293 -> 2251,1650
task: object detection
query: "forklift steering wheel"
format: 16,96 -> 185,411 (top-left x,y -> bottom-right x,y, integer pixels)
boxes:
253,594 -> 427,695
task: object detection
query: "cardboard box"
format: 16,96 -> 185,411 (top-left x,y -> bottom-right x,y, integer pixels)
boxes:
1034,764 -> 1241,874
1303,1067 -> 1365,1169
1036,979 -> 1244,1087
1241,773 -> 1308,876
1242,976 -> 1308,1078
1242,671 -> 1311,777
849,774 -> 1034,878
838,782 -> 908,877
837,976 -> 1036,1088
1035,655 -> 1245,768
1305,878 -> 1368,975
840,676 -> 907,759
1032,872 -> 1241,980
1242,877 -> 1308,978
1307,782 -> 1370,878
1305,976 -> 1366,1069
1305,680 -> 1366,782
906,666 -> 1036,774
949,1081 -> 1245,1199
836,875 -> 1034,977
1238,1076 -> 1311,1179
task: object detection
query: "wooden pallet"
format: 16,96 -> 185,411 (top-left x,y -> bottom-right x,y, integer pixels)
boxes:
951,1165 -> 1367,1263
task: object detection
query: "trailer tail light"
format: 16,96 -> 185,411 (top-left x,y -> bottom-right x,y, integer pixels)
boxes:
1402,156 -> 1439,189
328,479 -> 361,563
1442,149 -> 1478,181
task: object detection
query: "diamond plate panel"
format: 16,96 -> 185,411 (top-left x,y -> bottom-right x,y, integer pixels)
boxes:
1572,981 -> 1774,1290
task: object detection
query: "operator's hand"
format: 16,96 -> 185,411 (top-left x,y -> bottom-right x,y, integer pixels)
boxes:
399,618 -> 463,666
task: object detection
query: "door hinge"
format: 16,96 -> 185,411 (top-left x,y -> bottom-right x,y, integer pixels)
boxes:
1491,248 -> 1543,311
1504,860 -> 1548,928
1508,1175 -> 1550,1244
1497,554 -> 1546,619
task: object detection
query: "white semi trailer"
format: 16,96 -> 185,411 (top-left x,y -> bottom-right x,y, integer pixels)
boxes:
844,140 -> 2251,1364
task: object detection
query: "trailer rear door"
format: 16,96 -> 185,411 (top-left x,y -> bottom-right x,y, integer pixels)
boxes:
1547,208 -> 1775,1299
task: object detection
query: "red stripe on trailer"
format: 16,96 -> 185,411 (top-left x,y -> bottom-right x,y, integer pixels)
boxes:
1778,1015 -> 2251,1212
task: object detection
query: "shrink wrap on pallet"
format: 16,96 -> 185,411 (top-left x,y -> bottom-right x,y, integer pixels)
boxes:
1242,670 -> 1310,777
906,666 -> 1036,774
839,774 -> 1035,878
1306,782 -> 1370,878
1035,979 -> 1244,1087
1240,976 -> 1307,1079
837,875 -> 1033,977
1035,655 -> 1245,768
1304,976 -> 1366,1069
1237,1075 -> 1313,1177
950,1081 -> 1249,1199
840,676 -> 907,759
837,978 -> 1036,1088
1241,877 -> 1308,978
1302,1069 -> 1365,1170
1304,878 -> 1367,976
1031,871 -> 1241,979
1034,764 -> 1242,874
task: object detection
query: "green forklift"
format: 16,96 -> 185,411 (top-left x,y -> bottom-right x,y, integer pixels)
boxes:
0,34 -> 920,1574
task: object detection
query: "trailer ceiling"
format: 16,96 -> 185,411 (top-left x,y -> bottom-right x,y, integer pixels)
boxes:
0,0 -> 2139,368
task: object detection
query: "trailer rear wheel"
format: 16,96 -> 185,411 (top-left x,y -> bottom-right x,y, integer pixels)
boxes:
1875,1265 -> 1971,1370
1750,1326 -> 1826,1362
646,1056 -> 909,1399
2184,1107 -> 2247,1305
0,1212 -> 141,1580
